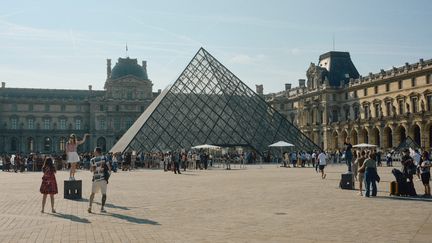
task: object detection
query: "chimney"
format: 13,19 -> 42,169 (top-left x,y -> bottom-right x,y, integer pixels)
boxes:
1,82 -> 5,88
88,85 -> 92,91
298,79 -> 305,88
107,59 -> 112,79
256,84 -> 263,95
285,83 -> 292,91
142,60 -> 147,74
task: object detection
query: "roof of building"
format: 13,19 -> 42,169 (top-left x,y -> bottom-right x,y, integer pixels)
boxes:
319,51 -> 359,86
110,57 -> 148,80
0,88 -> 104,100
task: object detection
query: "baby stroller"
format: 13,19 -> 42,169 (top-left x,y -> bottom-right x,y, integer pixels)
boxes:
391,169 -> 417,196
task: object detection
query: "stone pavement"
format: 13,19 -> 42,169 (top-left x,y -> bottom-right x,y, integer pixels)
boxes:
0,163 -> 431,243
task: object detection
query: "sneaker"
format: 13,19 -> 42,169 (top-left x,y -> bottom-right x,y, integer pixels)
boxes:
100,208 -> 107,213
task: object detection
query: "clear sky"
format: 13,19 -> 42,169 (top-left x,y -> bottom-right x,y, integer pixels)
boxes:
1,0 -> 431,93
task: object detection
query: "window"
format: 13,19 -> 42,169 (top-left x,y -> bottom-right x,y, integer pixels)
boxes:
398,100 -> 404,114
116,105 -> 120,112
140,106 -> 145,112
332,94 -> 337,101
11,118 -> 18,129
427,95 -> 432,111
125,118 -> 133,128
12,104 -> 18,112
61,105 -> 66,112
114,117 -> 121,130
375,104 -> 380,117
386,102 -> 391,116
427,74 -> 431,84
374,86 -> 378,94
59,137 -> 66,151
75,119 -> 81,130
44,119 -> 50,129
76,105 -> 82,112
353,90 -> 358,98
60,119 -> 66,130
100,120 -> 106,130
386,83 -> 390,92
29,104 -> 33,111
354,106 -> 359,120
28,118 -> 34,129
280,103 -> 285,110
45,104 -> 50,112
411,97 -> 418,113
364,88 -> 368,96
364,105 -> 370,119
127,91 -> 133,100
344,108 -> 350,120
398,80 -> 403,89
100,105 -> 104,111
411,77 -> 416,87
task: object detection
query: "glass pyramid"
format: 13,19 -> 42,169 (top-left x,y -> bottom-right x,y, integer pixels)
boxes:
110,48 -> 320,154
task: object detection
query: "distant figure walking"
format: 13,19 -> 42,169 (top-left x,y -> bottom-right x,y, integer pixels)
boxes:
318,150 -> 327,179
66,133 -> 89,180
40,157 -> 58,213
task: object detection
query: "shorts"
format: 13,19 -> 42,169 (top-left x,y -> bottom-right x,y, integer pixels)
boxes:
67,152 -> 80,163
91,180 -> 107,194
358,172 -> 365,182
319,165 -> 326,171
421,172 -> 430,185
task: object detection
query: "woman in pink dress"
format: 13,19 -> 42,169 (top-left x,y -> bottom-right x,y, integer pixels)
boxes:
40,157 -> 57,213
66,133 -> 89,180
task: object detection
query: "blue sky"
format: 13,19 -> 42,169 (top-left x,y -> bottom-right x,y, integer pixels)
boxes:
0,0 -> 431,93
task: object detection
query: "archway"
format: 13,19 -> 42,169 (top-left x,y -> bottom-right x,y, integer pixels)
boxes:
384,127 -> 393,149
413,124 -> 421,147
59,137 -> 66,151
350,129 -> 358,145
361,128 -> 369,144
396,125 -> 406,145
11,137 -> 18,152
332,131 -> 338,150
27,137 -> 34,152
371,127 -> 380,147
97,137 -> 107,152
44,137 -> 52,152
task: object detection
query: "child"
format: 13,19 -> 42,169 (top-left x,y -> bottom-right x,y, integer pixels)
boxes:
420,152 -> 431,197
40,157 -> 58,213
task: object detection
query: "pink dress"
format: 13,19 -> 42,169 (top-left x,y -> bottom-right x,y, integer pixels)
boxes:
66,143 -> 80,163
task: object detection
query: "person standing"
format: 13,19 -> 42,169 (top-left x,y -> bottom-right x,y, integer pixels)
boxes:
318,150 -> 327,179
40,157 -> 58,213
88,147 -> 111,213
343,137 -> 353,172
356,151 -> 366,196
358,151 -> 377,197
420,151 -> 431,197
66,133 -> 89,180
172,151 -> 181,174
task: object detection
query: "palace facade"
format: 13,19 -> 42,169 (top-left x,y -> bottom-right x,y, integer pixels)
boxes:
265,51 -> 432,152
0,57 -> 157,154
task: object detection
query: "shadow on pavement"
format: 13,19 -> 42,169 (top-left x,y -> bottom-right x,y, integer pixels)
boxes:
103,212 -> 160,225
51,212 -> 91,223
378,195 -> 432,202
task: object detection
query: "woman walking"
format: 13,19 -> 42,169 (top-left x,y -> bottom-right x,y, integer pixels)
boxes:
66,133 -> 89,180
40,157 -> 58,213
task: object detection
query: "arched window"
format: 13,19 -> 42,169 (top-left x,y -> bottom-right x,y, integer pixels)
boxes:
27,137 -> 34,152
11,137 -> 18,152
59,137 -> 66,151
97,137 -> 107,152
44,137 -> 52,152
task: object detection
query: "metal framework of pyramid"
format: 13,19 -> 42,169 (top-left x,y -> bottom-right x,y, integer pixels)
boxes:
110,48 -> 320,155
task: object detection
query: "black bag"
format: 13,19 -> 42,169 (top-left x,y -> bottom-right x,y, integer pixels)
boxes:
407,163 -> 417,176
390,181 -> 398,196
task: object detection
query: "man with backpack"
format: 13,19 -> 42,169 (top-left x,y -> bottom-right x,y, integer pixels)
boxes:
88,147 -> 111,213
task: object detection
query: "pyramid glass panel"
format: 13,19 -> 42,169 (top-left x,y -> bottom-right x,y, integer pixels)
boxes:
110,48 -> 320,155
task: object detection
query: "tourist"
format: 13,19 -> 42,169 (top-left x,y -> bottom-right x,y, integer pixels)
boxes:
343,137 -> 353,172
88,147 -> 110,213
356,151 -> 366,196
401,149 -> 416,186
358,151 -> 377,197
172,151 -> 181,174
317,150 -> 327,179
413,149 -> 421,180
40,157 -> 57,213
386,151 -> 393,167
291,152 -> 297,168
352,150 -> 359,181
420,151 -> 431,197
66,133 -> 89,180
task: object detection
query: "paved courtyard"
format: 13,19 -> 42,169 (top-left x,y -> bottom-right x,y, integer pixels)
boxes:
0,163 -> 431,243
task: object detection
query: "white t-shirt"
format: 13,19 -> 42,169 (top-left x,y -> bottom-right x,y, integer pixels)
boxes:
318,152 -> 327,165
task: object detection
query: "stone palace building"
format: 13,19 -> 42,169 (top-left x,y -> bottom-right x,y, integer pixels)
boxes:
265,51 -> 432,152
0,57 -> 156,154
